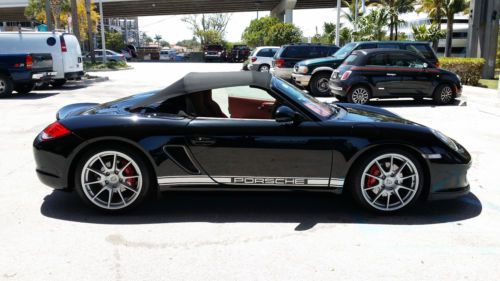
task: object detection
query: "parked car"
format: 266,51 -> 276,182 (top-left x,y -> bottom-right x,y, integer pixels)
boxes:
0,53 -> 55,97
270,43 -> 339,81
292,41 -> 439,96
328,49 -> 461,104
85,49 -> 127,62
159,48 -> 177,61
33,71 -> 471,214
0,31 -> 83,88
203,44 -> 226,62
248,46 -> 280,72
228,45 -> 251,62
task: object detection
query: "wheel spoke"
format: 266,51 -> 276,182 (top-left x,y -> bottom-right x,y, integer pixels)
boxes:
87,168 -> 105,177
397,185 -> 414,192
118,161 -> 131,174
375,160 -> 387,176
396,161 -> 408,175
122,175 -> 139,179
98,156 -> 108,170
395,189 -> 404,204
111,153 -> 117,171
399,174 -> 416,181
117,190 -> 127,205
120,183 -> 138,194
85,179 -> 104,186
386,193 -> 391,209
92,187 -> 107,200
364,173 -> 382,181
371,191 -> 384,204
365,183 -> 382,191
107,189 -> 113,208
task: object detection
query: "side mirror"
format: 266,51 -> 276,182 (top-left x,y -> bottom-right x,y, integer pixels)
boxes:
275,105 -> 302,125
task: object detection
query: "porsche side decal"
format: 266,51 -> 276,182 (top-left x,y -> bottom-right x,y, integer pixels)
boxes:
158,176 -> 344,187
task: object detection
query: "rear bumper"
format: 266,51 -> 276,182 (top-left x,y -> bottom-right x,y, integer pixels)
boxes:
33,71 -> 57,81
270,67 -> 293,80
291,73 -> 311,87
65,71 -> 84,80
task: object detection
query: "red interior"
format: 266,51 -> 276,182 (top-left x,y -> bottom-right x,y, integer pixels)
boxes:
228,96 -> 275,119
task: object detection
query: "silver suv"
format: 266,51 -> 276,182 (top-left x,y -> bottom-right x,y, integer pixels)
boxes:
248,46 -> 279,72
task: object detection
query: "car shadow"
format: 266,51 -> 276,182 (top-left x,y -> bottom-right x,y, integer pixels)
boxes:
3,92 -> 59,99
366,98 -> 463,108
40,190 -> 481,230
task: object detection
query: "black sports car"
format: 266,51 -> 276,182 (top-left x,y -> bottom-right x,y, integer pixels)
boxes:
33,72 -> 471,213
329,49 -> 462,104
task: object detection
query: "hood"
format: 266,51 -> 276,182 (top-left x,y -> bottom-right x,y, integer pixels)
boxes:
56,91 -> 157,119
334,103 -> 419,125
298,56 -> 343,66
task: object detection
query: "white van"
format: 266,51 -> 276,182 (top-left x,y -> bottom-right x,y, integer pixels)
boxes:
0,31 -> 84,87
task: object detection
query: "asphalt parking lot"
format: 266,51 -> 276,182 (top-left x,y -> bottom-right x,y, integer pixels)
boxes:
1,62 -> 499,280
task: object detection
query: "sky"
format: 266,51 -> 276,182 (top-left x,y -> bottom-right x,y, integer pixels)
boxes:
138,8 -> 346,44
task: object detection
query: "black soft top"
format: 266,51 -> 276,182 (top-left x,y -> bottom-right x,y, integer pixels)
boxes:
130,71 -> 272,110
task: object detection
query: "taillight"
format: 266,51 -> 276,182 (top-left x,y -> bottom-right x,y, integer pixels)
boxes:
275,59 -> 285,68
25,55 -> 33,70
251,57 -> 257,62
435,62 -> 440,68
340,70 -> 352,80
60,35 -> 67,52
41,122 -> 71,141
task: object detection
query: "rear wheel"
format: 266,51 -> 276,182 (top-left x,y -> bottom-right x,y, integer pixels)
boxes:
14,82 -> 34,94
309,72 -> 332,96
0,74 -> 13,98
350,149 -> 424,213
50,79 -> 67,88
258,64 -> 270,72
433,84 -> 455,105
347,86 -> 370,104
74,146 -> 153,212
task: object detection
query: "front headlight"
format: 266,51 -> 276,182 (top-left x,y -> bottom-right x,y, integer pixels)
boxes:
432,129 -> 459,151
297,65 -> 308,74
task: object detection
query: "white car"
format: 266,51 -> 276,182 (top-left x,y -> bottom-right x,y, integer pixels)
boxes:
248,46 -> 279,72
85,49 -> 126,62
160,49 -> 177,61
0,31 -> 84,87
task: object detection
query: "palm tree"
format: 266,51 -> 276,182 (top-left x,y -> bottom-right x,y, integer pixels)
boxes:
394,0 -> 417,40
154,34 -> 162,46
443,0 -> 469,57
356,8 -> 390,41
417,0 -> 445,50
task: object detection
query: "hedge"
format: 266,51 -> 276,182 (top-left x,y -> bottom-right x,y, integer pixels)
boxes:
438,57 -> 485,86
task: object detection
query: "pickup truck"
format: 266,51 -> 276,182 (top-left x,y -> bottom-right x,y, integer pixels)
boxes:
0,53 -> 55,97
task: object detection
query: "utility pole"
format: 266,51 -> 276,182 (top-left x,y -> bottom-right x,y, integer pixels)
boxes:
85,0 -> 95,63
335,0 -> 341,46
99,0 -> 107,63
45,0 -> 53,31
70,0 -> 80,41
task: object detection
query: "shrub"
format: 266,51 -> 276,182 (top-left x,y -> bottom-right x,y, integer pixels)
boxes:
438,57 -> 485,86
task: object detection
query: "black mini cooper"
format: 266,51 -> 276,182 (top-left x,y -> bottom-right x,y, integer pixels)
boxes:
329,49 -> 462,104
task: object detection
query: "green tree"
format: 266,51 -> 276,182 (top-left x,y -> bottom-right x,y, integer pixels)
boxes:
182,13 -> 231,45
339,27 -> 352,46
104,31 -> 125,51
379,0 -> 416,40
242,16 -> 281,48
154,34 -> 162,45
265,22 -> 303,46
443,0 -> 469,57
159,40 -> 170,48
323,22 -> 336,43
355,8 -> 389,41
411,23 -> 445,42
417,0 -> 445,49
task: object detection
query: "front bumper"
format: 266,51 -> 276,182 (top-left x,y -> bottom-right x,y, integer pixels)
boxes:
270,67 -> 293,80
291,73 -> 311,87
329,79 -> 348,96
427,161 -> 471,200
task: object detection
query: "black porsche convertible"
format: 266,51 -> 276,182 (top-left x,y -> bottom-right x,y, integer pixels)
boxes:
33,71 -> 471,213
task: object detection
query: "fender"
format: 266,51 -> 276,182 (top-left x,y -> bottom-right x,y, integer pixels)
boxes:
311,66 -> 334,75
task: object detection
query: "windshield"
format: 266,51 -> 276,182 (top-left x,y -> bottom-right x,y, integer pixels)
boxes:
332,42 -> 357,59
271,77 -> 336,119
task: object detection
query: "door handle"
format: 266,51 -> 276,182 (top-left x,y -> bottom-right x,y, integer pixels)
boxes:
191,136 -> 216,146
386,73 -> 397,76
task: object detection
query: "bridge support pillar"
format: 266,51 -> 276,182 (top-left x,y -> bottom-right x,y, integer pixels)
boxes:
271,0 -> 296,23
466,0 -> 500,79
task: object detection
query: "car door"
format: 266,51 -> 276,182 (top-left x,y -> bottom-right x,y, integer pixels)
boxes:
361,53 -> 393,97
384,53 -> 421,96
185,86 -> 333,188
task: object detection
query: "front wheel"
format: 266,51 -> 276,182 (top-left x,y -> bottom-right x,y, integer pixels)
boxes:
14,82 -> 35,94
0,74 -> 13,98
74,146 -> 153,212
433,84 -> 455,105
350,149 -> 424,213
309,72 -> 332,96
258,64 -> 270,72
347,86 -> 371,104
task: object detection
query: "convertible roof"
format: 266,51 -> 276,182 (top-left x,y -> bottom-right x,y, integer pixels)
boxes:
130,71 -> 272,110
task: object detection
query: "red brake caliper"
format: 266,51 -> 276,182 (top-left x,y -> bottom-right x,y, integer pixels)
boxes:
366,164 -> 380,189
123,162 -> 137,186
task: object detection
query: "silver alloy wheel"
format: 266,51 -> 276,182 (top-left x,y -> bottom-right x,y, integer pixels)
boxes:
316,77 -> 330,93
81,151 -> 143,210
259,65 -> 270,72
440,86 -> 453,103
360,153 -> 420,211
0,79 -> 5,93
351,87 -> 369,104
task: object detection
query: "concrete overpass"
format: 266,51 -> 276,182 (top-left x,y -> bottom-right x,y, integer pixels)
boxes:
0,0 -> 339,22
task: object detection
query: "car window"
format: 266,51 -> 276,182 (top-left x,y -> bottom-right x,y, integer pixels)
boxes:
257,48 -> 277,57
282,46 -> 329,59
405,44 -> 435,60
366,54 -> 387,66
356,43 -> 377,50
106,51 -> 114,55
95,51 -> 102,56
388,53 -> 426,68
343,54 -> 358,65
333,42 -> 357,59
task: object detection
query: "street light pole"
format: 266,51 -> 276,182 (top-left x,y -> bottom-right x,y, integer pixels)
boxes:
335,0 -> 341,46
99,0 -> 106,64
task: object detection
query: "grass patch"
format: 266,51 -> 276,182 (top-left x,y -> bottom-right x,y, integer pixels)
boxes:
479,79 -> 498,89
84,60 -> 130,71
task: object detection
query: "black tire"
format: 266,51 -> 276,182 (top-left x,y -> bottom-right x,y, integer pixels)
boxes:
350,148 -> 424,214
258,64 -> 270,72
335,95 -> 347,102
0,74 -> 13,98
347,86 -> 371,104
309,72 -> 332,97
14,82 -> 35,94
50,79 -> 67,88
433,84 -> 455,105
74,145 -> 153,213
